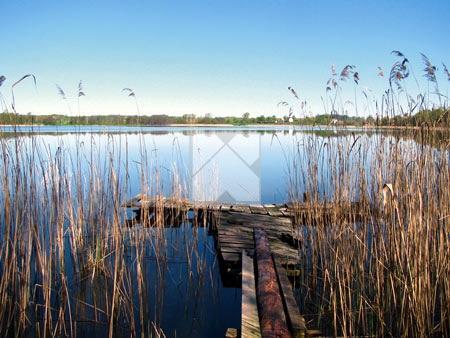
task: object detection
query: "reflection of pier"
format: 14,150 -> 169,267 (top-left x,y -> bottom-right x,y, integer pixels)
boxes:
123,195 -> 339,337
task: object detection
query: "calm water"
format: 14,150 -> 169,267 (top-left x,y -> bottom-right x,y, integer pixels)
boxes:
0,124 -> 388,204
0,124 -> 442,337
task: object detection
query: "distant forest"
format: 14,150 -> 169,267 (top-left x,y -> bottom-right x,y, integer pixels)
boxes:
0,108 -> 449,127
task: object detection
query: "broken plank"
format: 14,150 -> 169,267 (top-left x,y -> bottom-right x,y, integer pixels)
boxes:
274,258 -> 307,338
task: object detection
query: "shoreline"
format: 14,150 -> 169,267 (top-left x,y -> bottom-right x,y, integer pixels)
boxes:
0,123 -> 449,131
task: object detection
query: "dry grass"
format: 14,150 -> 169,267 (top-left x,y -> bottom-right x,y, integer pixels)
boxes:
281,53 -> 449,336
0,131 -> 216,337
288,128 -> 450,337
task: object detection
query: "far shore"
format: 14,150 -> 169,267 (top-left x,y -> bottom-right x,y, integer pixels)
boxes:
0,123 -> 449,131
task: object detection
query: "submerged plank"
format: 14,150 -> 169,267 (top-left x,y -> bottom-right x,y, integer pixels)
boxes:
274,259 -> 307,338
241,251 -> 262,338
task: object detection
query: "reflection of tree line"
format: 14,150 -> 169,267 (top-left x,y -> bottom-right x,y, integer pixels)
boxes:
1,126 -> 448,148
391,128 -> 450,148
303,128 -> 450,148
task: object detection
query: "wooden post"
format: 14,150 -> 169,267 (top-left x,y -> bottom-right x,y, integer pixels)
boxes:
254,228 -> 292,338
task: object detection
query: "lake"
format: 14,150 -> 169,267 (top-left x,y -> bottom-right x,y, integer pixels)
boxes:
0,124 -> 398,204
0,124 -> 448,337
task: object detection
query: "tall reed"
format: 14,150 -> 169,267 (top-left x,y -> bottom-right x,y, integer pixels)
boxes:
288,123 -> 449,337
0,130 -> 218,337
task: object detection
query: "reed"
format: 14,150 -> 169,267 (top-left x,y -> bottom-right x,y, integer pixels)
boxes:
286,134 -> 439,336
0,125 -> 219,337
283,52 -> 450,337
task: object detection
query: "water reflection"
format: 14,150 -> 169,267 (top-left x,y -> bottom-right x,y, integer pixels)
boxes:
1,125 -> 448,204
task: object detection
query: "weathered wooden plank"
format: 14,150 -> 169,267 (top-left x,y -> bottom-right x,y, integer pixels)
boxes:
265,204 -> 285,217
219,227 -> 293,239
230,205 -> 244,212
254,229 -> 291,338
225,327 -> 238,338
219,227 -> 245,234
220,247 -> 249,254
218,232 -> 253,239
222,225 -> 293,235
249,204 -> 269,215
219,212 -> 292,225
263,204 -> 275,209
123,196 -> 364,216
220,248 -> 297,265
219,233 -> 295,249
221,253 -> 240,262
279,208 -> 292,217
221,209 -> 289,219
219,221 -> 293,234
274,259 -> 307,338
218,228 -> 297,243
121,194 -> 142,207
240,205 -> 252,214
218,238 -> 254,245
220,231 -> 294,246
219,242 -> 253,249
241,251 -> 262,338
220,204 -> 231,211
219,226 -> 254,234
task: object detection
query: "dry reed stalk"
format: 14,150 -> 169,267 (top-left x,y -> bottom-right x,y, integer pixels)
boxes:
288,130 -> 449,337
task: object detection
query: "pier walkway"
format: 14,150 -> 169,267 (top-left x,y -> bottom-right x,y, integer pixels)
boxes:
123,195 -> 326,337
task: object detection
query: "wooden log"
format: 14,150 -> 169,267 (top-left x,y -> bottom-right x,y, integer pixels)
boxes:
254,229 -> 292,338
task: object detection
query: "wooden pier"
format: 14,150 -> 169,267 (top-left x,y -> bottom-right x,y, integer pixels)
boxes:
212,207 -> 299,264
123,195 -> 322,337
123,196 -> 307,264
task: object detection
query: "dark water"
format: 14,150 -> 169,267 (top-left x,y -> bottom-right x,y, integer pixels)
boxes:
69,224 -> 241,338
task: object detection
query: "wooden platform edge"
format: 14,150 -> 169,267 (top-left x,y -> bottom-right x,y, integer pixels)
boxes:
274,258 -> 307,338
241,250 -> 261,338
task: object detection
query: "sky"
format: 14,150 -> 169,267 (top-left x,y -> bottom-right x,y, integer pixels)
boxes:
0,0 -> 449,117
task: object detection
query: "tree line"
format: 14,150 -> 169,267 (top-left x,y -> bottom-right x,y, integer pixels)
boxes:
0,109 -> 448,127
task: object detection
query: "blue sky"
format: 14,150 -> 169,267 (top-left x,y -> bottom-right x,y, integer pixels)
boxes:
1,0 -> 449,116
